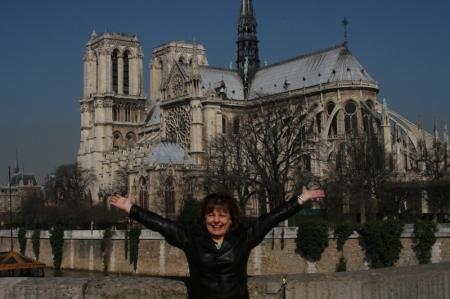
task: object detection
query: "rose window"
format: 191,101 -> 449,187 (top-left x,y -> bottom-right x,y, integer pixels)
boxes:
166,106 -> 191,150
172,75 -> 184,97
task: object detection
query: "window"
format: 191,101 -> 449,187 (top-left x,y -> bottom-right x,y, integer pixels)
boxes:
113,105 -> 118,121
139,178 -> 148,210
362,100 -> 375,134
125,104 -> 131,122
344,101 -> 358,135
113,131 -> 123,148
316,112 -> 322,134
165,176 -> 175,218
112,51 -> 119,93
327,102 -> 338,138
123,52 -> 130,95
233,117 -> 240,134
222,116 -> 228,134
125,132 -> 136,146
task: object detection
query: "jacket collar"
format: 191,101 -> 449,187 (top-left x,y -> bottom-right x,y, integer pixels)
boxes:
193,224 -> 244,252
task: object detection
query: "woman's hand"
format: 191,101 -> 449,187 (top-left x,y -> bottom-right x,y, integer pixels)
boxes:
110,193 -> 133,214
298,186 -> 325,205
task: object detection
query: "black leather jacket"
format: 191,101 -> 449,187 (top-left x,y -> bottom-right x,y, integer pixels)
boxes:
129,196 -> 302,299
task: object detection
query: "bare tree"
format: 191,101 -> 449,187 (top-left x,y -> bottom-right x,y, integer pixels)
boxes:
46,163 -> 97,205
45,163 -> 97,228
422,139 -> 449,180
331,133 -> 395,223
113,168 -> 129,196
241,98 -> 309,209
421,139 -> 450,222
376,181 -> 422,221
17,191 -> 45,229
205,96 -> 315,217
205,132 -> 258,216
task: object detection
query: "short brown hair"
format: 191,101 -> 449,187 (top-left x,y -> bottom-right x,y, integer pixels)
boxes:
198,193 -> 241,231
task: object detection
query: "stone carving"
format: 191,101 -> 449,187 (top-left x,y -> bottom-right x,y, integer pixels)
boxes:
171,74 -> 184,97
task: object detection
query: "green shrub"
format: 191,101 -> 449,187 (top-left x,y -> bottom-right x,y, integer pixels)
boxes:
18,227 -> 27,255
177,196 -> 199,225
359,220 -> 403,268
414,220 -> 438,264
296,221 -> 329,261
31,229 -> 41,260
336,256 -> 347,272
49,226 -> 65,270
129,227 -> 142,272
101,227 -> 114,273
334,222 -> 357,252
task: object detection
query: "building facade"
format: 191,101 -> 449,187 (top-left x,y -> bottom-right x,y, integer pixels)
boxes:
0,154 -> 41,227
77,0 -> 447,218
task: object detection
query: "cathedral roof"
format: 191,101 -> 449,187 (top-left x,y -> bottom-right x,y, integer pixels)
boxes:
194,44 -> 374,101
199,67 -> 245,100
145,100 -> 160,127
249,44 -> 376,99
143,140 -> 197,165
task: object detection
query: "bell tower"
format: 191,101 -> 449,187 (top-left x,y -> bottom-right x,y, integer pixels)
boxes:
237,0 -> 260,97
78,31 -> 146,201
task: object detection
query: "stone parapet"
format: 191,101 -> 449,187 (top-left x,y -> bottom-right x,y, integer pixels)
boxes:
1,225 -> 450,276
0,262 -> 449,299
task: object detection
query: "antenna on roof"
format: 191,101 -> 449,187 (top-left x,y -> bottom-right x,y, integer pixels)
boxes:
342,18 -> 349,47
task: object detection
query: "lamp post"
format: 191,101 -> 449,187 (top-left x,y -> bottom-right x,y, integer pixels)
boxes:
8,166 -> 13,251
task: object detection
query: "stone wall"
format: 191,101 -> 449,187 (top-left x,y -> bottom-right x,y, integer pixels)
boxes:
1,224 -> 449,276
1,262 -> 450,299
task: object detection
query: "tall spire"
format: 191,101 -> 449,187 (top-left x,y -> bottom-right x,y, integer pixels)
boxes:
14,148 -> 19,174
237,0 -> 260,96
434,117 -> 439,141
342,18 -> 349,47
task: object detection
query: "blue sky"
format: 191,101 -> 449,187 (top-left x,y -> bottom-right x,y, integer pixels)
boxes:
1,0 -> 449,183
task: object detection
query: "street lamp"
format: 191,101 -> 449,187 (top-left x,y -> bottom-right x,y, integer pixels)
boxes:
8,166 -> 13,251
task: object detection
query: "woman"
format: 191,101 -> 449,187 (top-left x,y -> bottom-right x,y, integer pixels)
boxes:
110,186 -> 325,299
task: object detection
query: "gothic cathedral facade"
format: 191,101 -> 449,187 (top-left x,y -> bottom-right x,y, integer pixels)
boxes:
78,0 -> 443,218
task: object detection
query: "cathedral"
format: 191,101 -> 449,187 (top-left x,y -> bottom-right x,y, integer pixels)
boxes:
77,0 -> 444,218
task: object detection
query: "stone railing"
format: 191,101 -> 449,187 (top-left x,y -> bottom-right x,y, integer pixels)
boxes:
0,262 -> 449,299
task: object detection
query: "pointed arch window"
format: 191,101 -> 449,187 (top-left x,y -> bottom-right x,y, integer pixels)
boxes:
113,131 -> 123,148
125,104 -> 131,122
123,51 -> 130,95
139,178 -> 149,210
344,101 -> 358,135
222,116 -> 228,134
165,176 -> 175,218
112,51 -> 119,93
362,100 -> 375,134
327,102 -> 338,138
125,132 -> 136,146
233,117 -> 240,135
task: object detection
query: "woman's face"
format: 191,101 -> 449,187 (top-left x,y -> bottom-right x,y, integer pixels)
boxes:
205,206 -> 231,242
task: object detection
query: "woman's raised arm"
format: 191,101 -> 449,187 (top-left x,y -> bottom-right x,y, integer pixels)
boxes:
110,193 -> 133,214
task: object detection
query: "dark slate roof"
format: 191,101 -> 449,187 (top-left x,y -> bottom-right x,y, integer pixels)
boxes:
143,140 -> 197,165
9,172 -> 38,187
199,67 -> 245,100
143,43 -> 374,124
249,44 -> 375,99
